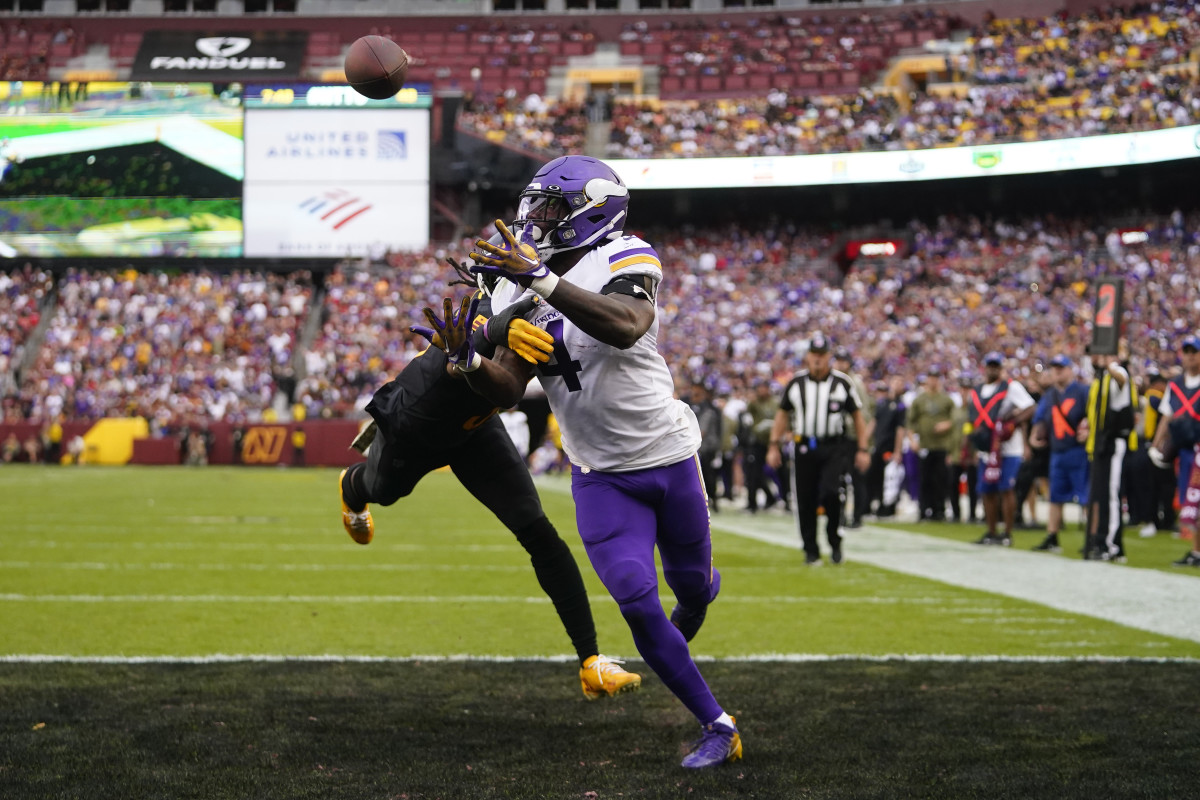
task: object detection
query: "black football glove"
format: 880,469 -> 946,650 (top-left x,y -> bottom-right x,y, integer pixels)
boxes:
483,295 -> 554,365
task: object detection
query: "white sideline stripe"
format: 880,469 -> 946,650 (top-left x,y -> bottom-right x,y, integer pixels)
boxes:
0,594 -> 557,604
529,475 -> 1200,644
3,653 -> 1198,665
706,512 -> 1200,645
0,558 -> 865,576
0,593 -> 985,605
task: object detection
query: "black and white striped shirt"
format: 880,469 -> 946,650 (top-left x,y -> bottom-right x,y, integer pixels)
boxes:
779,369 -> 863,440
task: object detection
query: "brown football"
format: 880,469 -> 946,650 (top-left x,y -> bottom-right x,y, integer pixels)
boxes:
344,35 -> 409,100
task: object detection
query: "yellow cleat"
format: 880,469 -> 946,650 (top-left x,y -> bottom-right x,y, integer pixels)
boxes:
580,654 -> 642,701
339,468 -> 374,545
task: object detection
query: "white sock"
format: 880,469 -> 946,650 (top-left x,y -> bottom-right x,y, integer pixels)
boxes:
710,712 -> 735,729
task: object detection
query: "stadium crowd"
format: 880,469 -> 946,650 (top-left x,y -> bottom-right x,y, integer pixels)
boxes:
0,264 -> 51,420
6,268 -> 313,431
3,209 -> 1194,427
459,1 -> 1200,159
650,210 -> 1198,397
3,210 -> 1199,564
458,92 -> 590,157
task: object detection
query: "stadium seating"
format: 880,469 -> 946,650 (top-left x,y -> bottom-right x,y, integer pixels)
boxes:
0,265 -> 52,423
621,11 -> 949,100
453,2 -> 1200,158
11,3 -> 1198,159
0,20 -> 88,81
4,209 -> 1194,424
12,269 -> 312,426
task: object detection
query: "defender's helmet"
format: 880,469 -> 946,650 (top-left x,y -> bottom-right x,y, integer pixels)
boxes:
513,156 -> 629,257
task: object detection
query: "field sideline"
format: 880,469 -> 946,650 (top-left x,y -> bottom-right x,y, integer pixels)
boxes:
1,465 -> 1199,660
3,466 -> 1200,798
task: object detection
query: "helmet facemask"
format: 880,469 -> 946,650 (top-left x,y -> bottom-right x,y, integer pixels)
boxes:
512,169 -> 630,258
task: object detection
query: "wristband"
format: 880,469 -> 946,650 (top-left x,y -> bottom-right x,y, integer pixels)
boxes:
456,352 -> 483,373
858,447 -> 870,453
529,272 -> 560,299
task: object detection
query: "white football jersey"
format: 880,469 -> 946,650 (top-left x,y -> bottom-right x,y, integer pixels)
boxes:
490,234 -> 700,472
978,379 -> 1036,457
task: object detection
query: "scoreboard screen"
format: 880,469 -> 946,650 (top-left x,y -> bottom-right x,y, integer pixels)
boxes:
244,82 -> 433,109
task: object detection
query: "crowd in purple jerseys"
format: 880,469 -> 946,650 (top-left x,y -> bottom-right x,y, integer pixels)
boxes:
1,268 -> 312,428
3,209 -> 1198,428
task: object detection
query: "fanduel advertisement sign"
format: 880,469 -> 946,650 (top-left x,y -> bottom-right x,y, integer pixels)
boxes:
243,107 -> 430,256
132,31 -> 308,80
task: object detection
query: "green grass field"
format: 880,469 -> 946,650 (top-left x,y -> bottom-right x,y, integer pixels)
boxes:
2,466 -> 1198,798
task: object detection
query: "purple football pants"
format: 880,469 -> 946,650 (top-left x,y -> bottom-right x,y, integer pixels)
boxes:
571,455 -> 724,725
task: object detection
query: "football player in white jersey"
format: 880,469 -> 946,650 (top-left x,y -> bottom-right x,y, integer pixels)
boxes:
423,155 -> 741,770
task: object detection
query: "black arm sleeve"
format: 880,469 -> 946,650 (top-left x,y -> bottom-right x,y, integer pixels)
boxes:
600,274 -> 657,303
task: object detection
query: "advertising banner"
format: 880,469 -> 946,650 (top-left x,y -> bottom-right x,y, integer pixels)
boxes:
243,107 -> 429,182
243,107 -> 430,257
607,124 -> 1200,190
243,182 -> 429,257
132,31 -> 308,81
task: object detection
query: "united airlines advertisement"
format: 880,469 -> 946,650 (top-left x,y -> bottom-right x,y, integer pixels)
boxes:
243,107 -> 430,257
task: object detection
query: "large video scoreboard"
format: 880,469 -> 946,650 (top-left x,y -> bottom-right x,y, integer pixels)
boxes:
0,81 -> 432,259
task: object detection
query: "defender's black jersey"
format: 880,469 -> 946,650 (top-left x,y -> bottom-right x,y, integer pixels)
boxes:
365,292 -> 503,445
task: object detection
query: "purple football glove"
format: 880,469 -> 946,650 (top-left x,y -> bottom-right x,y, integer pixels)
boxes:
412,295 -> 482,372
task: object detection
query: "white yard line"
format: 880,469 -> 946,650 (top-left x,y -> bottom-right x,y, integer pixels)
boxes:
4,539 -> 517,553
2,653 -> 1197,664
0,593 -> 558,604
0,592 -> 995,606
706,511 -> 1200,645
0,561 -> 529,573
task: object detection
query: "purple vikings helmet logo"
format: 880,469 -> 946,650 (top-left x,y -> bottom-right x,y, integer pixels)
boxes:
513,155 -> 630,257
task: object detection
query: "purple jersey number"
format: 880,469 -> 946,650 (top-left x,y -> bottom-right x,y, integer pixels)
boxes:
539,319 -> 583,392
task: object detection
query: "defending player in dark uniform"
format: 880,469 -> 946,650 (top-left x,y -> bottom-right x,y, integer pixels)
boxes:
337,265 -> 640,700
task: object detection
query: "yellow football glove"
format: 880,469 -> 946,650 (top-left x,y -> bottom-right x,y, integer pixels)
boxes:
482,295 -> 554,365
507,319 -> 554,364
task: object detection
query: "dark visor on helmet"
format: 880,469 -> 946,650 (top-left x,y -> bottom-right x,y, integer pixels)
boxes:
517,193 -> 570,222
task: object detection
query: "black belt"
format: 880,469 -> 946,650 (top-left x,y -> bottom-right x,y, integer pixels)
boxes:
792,435 -> 848,445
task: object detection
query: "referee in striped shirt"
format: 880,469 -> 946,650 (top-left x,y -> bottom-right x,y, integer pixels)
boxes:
767,334 -> 872,565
